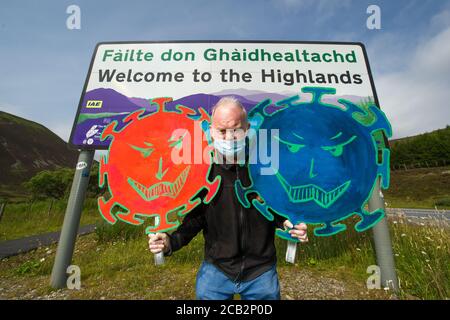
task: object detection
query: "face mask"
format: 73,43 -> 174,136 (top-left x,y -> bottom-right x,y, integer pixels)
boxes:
213,137 -> 246,157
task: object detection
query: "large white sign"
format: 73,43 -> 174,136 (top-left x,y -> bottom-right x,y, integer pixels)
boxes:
69,41 -> 380,149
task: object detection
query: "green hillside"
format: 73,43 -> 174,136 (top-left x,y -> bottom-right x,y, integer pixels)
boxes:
0,111 -> 78,198
389,125 -> 450,169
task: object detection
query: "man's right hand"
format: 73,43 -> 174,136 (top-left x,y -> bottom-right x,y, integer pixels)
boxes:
148,233 -> 170,254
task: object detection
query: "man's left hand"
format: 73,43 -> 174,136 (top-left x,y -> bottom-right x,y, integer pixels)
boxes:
283,220 -> 308,243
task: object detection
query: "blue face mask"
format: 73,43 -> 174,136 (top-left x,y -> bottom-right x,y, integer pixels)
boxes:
213,137 -> 246,157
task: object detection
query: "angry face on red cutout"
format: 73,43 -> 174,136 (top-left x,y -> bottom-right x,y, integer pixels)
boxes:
98,98 -> 220,233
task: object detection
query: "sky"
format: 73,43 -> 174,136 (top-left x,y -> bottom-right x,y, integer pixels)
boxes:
1,0 -> 449,148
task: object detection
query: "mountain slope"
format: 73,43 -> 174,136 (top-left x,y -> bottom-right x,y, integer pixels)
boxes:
0,111 -> 78,188
389,125 -> 450,167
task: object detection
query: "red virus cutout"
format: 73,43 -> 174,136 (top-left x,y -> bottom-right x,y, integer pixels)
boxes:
98,97 -> 221,234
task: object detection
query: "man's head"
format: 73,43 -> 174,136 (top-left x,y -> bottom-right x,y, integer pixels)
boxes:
210,96 -> 249,141
210,97 -> 249,161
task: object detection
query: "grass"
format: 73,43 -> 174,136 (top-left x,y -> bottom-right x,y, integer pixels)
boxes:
1,230 -> 204,299
279,215 -> 449,300
383,166 -> 450,209
0,231 -> 376,300
0,198 -> 102,241
390,217 -> 449,299
0,184 -> 30,203
0,214 -> 447,300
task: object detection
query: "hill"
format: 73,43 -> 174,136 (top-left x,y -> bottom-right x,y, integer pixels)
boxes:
389,125 -> 450,169
0,111 -> 78,196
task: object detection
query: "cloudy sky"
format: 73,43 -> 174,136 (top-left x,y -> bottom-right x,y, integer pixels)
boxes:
1,0 -> 449,144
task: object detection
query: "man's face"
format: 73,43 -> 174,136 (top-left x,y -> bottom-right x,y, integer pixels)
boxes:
210,103 -> 249,142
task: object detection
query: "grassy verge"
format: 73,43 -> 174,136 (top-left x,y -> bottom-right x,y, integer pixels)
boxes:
0,198 -> 102,241
277,215 -> 449,299
0,231 -> 386,300
384,166 -> 450,209
0,215 -> 447,300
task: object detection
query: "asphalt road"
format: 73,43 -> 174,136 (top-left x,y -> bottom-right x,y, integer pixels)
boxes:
387,208 -> 450,221
0,224 -> 96,260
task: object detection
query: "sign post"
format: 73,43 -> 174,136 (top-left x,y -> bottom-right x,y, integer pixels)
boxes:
50,150 -> 94,289
154,252 -> 164,265
369,177 -> 399,292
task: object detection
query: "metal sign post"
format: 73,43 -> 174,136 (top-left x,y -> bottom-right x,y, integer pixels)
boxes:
50,150 -> 95,289
154,252 -> 165,265
285,241 -> 297,264
369,177 -> 399,292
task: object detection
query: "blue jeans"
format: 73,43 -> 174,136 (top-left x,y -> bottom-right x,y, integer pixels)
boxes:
195,260 -> 281,300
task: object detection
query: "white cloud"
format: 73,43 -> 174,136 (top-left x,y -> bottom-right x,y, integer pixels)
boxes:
375,25 -> 450,139
429,9 -> 450,31
367,31 -> 416,74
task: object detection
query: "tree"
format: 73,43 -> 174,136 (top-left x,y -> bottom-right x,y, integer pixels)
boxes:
23,161 -> 104,200
24,168 -> 73,200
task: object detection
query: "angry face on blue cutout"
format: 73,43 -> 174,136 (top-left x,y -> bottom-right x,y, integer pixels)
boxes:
235,87 -> 392,239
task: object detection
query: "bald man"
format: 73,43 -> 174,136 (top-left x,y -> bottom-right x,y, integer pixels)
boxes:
149,96 -> 308,300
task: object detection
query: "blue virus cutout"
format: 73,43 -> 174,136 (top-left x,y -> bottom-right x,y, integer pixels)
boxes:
235,87 -> 392,241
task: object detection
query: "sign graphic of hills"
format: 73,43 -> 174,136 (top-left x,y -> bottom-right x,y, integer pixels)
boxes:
78,88 -> 261,124
73,88 -> 265,147
80,88 -> 371,118
211,88 -> 372,106
72,87 -> 372,148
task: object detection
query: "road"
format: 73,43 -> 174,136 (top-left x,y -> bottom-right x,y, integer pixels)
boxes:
387,208 -> 450,221
0,224 -> 96,260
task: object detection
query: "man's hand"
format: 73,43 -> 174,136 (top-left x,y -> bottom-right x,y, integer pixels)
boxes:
148,233 -> 170,254
283,220 -> 308,243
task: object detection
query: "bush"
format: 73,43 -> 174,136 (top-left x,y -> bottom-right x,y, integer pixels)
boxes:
23,168 -> 73,200
434,197 -> 450,207
22,162 -> 105,201
390,125 -> 450,168
15,260 -> 42,275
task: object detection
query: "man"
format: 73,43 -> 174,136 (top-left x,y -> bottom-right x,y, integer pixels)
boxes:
148,96 -> 308,300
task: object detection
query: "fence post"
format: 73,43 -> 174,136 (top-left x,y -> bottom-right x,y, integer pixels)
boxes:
47,198 -> 54,217
0,202 -> 6,222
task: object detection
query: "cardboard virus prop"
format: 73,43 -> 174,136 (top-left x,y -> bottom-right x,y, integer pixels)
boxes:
98,97 -> 221,234
236,87 -> 392,240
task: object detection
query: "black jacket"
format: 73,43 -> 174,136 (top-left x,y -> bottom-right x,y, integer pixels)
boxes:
164,161 -> 286,282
